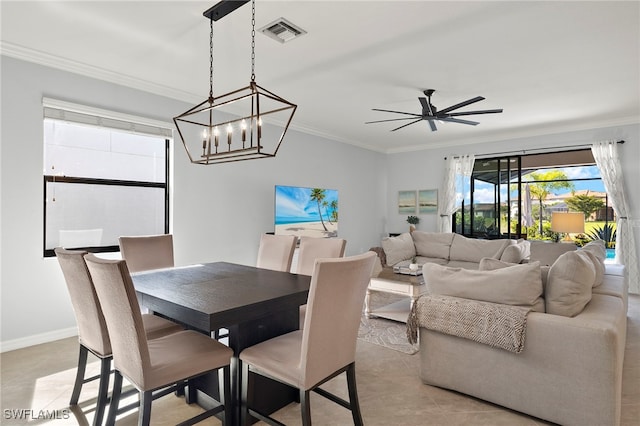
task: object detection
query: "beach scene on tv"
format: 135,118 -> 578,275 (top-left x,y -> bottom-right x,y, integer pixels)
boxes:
275,185 -> 338,238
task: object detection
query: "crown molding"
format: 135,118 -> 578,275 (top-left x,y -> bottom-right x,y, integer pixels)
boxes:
1,41 -> 201,104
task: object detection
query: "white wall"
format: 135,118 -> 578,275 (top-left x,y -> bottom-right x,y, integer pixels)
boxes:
0,56 -> 387,350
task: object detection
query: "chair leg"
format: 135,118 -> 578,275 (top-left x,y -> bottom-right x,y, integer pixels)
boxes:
240,361 -> 250,426
219,365 -> 231,426
346,363 -> 364,426
70,345 -> 89,405
105,371 -> 122,426
300,389 -> 312,426
138,391 -> 153,426
93,357 -> 112,426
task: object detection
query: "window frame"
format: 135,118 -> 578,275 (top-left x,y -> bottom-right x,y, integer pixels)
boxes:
42,99 -> 172,257
453,149 -> 613,241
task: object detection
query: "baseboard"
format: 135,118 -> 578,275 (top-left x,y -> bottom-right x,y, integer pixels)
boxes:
0,327 -> 78,353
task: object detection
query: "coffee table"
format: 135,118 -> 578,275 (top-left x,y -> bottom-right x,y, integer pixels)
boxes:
364,267 -> 426,323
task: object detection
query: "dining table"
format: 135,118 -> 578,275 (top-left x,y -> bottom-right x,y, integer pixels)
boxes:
131,261 -> 311,425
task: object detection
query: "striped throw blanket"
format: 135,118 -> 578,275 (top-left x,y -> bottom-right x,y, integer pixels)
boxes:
407,295 -> 530,353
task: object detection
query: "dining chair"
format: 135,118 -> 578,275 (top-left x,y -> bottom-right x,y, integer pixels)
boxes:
54,248 -> 183,426
118,234 -> 174,273
84,254 -> 233,426
239,251 -> 377,426
295,237 -> 347,327
256,234 -> 297,272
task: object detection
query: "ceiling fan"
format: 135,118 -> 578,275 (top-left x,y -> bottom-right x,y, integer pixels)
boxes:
365,89 -> 503,132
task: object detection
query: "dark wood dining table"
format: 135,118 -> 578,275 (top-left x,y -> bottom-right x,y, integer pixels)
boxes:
131,261 -> 311,425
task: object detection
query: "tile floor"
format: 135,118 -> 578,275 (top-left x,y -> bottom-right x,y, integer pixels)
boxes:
1,294 -> 639,425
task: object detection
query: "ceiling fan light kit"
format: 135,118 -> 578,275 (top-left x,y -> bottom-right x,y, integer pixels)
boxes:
366,89 -> 503,132
173,0 -> 297,165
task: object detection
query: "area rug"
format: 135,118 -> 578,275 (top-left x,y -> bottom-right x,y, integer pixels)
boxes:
358,316 -> 419,355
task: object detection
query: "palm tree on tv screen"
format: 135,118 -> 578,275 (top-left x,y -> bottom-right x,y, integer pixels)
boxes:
310,188 -> 328,231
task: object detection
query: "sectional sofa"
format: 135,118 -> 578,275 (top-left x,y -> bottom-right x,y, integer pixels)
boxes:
372,231 -> 531,271
410,240 -> 627,426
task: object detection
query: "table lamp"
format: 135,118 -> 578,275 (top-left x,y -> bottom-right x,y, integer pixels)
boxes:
551,212 -> 585,242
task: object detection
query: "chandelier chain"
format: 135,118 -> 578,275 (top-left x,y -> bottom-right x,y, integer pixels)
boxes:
250,0 -> 256,82
209,18 -> 214,100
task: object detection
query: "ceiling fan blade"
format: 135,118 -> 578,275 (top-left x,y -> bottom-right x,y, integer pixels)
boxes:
365,117 -> 423,124
391,118 -> 423,132
418,97 -> 434,116
440,117 -> 479,126
438,96 -> 485,114
372,108 -> 421,117
448,109 -> 503,116
428,120 -> 437,132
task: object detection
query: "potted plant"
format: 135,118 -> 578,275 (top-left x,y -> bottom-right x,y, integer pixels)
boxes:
407,215 -> 420,232
409,255 -> 419,271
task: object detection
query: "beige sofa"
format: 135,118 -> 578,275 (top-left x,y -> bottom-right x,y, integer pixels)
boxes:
413,240 -> 627,426
373,231 -> 531,271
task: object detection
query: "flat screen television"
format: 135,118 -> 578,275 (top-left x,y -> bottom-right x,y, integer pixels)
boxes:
274,185 -> 338,238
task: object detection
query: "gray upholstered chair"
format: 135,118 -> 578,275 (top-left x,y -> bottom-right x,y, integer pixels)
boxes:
239,251 -> 377,426
84,254 -> 233,426
256,234 -> 297,272
295,237 -> 347,327
54,248 -> 182,426
118,234 -> 174,273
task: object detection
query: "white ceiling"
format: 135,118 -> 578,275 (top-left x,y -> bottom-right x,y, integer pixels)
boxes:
2,1 -> 639,153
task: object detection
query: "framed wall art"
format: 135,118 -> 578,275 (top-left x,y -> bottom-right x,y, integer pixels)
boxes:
398,190 -> 417,214
418,189 -> 438,214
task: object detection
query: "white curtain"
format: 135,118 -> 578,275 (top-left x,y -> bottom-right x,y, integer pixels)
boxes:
591,141 -> 639,294
438,154 -> 475,233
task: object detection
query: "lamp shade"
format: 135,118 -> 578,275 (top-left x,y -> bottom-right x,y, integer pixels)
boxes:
551,212 -> 585,233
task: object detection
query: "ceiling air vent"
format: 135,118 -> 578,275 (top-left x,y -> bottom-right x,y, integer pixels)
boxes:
259,18 -> 307,43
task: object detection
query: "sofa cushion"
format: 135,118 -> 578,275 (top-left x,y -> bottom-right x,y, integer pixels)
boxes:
478,258 -> 545,311
381,233 -> 415,266
545,250 -> 595,317
581,250 -> 605,287
582,239 -> 607,259
423,261 -> 543,309
412,231 -> 454,259
529,241 -> 577,266
500,240 -> 531,263
479,258 -> 549,293
580,240 -> 606,287
449,234 -> 511,263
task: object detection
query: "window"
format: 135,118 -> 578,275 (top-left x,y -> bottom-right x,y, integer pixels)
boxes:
43,99 -> 171,257
454,149 -> 615,251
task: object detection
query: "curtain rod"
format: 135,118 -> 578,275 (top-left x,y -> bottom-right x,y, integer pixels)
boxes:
444,140 -> 625,160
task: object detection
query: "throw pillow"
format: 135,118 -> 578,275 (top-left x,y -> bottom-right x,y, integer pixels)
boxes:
580,249 -> 605,287
449,234 -> 511,263
545,251 -> 595,317
580,240 -> 606,287
411,231 -> 454,259
478,258 -> 545,312
381,233 -> 415,266
582,240 -> 607,259
423,261 -> 543,309
500,240 -> 531,263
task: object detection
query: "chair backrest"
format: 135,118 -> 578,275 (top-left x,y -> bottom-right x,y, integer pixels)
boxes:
54,248 -> 111,356
118,234 -> 174,273
256,234 -> 297,272
84,254 -> 150,388
300,251 -> 376,389
294,237 -> 346,276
